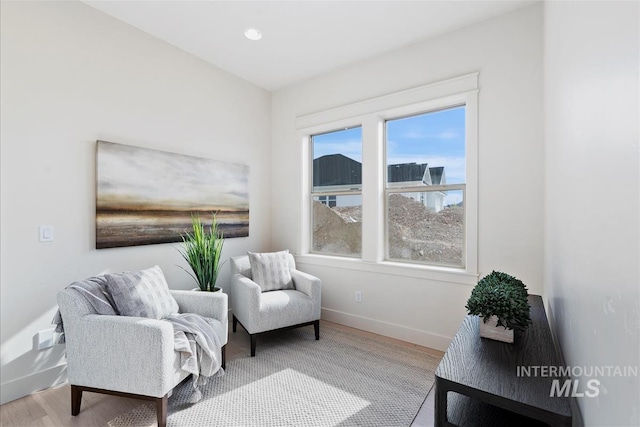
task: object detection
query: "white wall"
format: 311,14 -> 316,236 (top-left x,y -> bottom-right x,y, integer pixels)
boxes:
544,1 -> 639,425
0,1 -> 271,404
271,4 -> 544,350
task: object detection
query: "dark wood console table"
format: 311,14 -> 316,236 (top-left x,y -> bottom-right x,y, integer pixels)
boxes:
434,295 -> 572,426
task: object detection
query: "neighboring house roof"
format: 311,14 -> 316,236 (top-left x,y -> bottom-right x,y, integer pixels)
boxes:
387,163 -> 429,184
387,163 -> 446,186
313,154 -> 362,187
314,156 -> 445,187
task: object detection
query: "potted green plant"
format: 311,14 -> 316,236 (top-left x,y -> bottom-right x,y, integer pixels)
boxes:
179,213 -> 225,292
465,271 -> 531,343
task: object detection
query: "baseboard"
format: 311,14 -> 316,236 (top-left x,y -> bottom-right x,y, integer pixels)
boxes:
321,308 -> 452,352
0,363 -> 68,405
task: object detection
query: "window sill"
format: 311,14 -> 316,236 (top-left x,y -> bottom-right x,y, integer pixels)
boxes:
294,253 -> 478,286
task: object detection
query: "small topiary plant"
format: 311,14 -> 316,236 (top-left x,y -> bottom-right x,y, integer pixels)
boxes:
465,271 -> 531,331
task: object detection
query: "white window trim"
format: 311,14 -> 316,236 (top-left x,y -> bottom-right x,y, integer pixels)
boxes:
297,73 -> 479,284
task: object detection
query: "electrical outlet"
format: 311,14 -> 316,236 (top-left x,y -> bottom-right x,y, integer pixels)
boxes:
355,291 -> 362,303
35,329 -> 55,350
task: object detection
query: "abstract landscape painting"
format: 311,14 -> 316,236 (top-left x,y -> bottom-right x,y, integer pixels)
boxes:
96,140 -> 249,249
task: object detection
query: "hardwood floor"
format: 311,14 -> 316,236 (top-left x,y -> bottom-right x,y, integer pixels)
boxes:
1,320 -> 442,427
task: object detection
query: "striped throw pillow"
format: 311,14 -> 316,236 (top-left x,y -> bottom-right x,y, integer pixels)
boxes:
105,265 -> 179,319
248,250 -> 294,292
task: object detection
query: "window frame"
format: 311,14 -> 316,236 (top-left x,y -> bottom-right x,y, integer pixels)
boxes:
307,123 -> 364,258
383,105 -> 468,269
296,73 -> 478,284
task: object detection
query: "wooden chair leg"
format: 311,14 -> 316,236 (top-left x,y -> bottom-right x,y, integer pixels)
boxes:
250,334 -> 257,357
314,320 -> 320,340
70,384 -> 168,426
222,345 -> 226,369
71,385 -> 82,416
156,395 -> 168,427
232,315 -> 238,333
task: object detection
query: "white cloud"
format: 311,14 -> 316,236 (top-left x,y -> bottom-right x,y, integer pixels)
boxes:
400,129 -> 460,140
437,130 -> 459,139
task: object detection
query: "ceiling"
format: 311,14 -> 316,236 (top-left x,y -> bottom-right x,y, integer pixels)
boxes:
85,1 -> 537,91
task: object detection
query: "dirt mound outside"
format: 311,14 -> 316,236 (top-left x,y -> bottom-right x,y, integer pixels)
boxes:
312,194 -> 463,265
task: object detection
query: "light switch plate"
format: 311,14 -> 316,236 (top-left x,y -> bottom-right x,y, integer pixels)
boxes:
39,225 -> 54,242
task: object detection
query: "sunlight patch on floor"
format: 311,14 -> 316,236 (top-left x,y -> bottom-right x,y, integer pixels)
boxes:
206,368 -> 371,425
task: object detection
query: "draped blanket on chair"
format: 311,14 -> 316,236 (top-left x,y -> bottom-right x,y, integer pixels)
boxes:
52,278 -> 223,402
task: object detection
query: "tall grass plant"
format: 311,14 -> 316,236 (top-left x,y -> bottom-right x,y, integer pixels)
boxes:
179,214 -> 224,291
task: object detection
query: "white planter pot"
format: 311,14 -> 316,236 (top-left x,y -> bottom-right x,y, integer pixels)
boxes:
479,315 -> 514,343
191,287 -> 222,292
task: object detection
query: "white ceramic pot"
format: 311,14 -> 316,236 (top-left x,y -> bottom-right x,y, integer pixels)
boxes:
191,286 -> 222,292
479,315 -> 514,343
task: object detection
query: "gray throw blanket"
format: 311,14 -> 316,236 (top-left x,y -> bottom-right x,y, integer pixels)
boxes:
165,313 -> 223,402
52,278 -> 223,403
52,278 -> 118,338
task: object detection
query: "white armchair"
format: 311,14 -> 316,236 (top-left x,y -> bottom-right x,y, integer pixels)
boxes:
57,284 -> 228,427
230,253 -> 321,356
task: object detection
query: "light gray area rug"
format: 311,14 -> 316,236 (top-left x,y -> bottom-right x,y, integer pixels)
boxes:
108,323 -> 439,427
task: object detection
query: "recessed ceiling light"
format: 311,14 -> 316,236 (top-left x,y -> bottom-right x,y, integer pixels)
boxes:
244,28 -> 262,41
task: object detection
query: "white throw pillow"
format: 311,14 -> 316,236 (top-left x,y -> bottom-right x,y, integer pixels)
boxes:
248,250 -> 294,292
105,265 -> 179,319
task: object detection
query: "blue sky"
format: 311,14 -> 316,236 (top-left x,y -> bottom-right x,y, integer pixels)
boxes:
313,106 -> 466,185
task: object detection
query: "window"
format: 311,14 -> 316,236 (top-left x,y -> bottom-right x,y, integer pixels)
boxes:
298,73 -> 478,279
317,195 -> 337,207
385,106 -> 466,267
310,127 -> 362,257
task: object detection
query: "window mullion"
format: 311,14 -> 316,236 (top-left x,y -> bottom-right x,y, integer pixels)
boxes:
361,115 -> 383,263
